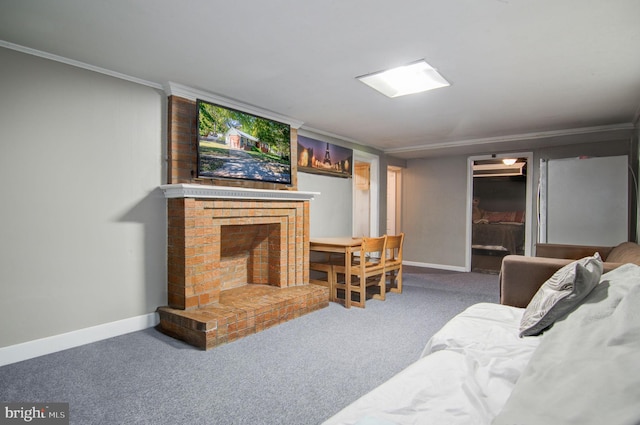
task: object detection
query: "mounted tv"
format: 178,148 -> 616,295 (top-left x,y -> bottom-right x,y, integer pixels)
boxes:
196,99 -> 292,185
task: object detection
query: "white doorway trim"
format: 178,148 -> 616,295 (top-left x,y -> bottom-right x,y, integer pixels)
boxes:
353,150 -> 380,237
466,152 -> 534,271
387,166 -> 402,235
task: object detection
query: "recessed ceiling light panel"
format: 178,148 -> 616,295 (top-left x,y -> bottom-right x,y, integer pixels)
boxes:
357,60 -> 450,98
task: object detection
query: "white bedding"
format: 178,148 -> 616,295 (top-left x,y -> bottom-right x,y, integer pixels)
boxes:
322,303 -> 541,425
323,265 -> 640,425
492,264 -> 640,425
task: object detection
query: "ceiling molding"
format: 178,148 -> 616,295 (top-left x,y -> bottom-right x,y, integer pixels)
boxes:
384,123 -> 636,155
3,37 -> 635,151
0,40 -> 163,89
164,82 -> 304,129
298,126 -> 362,145
298,125 -> 385,157
0,41 -> 306,130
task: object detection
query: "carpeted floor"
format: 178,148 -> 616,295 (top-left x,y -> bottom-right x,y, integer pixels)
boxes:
0,267 -> 499,425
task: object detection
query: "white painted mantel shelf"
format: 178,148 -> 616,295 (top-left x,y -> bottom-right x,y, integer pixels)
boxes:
159,183 -> 319,201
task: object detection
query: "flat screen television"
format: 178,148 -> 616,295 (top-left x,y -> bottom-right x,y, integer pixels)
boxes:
196,99 -> 292,185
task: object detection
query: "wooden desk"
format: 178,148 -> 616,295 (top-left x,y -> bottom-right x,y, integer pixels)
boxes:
309,237 -> 362,308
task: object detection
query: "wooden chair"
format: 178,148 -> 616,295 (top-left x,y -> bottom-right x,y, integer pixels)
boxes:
385,233 -> 405,294
309,253 -> 344,301
332,235 -> 387,308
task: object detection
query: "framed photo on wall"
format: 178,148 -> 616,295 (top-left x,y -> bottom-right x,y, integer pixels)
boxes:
297,135 -> 352,178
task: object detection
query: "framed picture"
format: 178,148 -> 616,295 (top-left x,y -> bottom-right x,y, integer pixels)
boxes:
297,135 -> 352,178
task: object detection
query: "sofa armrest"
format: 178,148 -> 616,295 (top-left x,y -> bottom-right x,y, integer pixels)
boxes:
500,255 -> 625,308
535,243 -> 613,261
500,255 -> 573,308
603,262 -> 627,273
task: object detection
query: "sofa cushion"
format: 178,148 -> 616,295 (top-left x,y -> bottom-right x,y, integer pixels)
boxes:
519,253 -> 603,337
605,241 -> 640,265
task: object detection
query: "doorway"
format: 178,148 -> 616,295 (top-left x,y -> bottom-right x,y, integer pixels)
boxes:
468,153 -> 533,273
387,166 -> 402,235
354,161 -> 370,237
353,151 -> 380,237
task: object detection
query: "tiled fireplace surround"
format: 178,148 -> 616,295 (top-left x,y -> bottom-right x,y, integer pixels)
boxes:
157,185 -> 329,349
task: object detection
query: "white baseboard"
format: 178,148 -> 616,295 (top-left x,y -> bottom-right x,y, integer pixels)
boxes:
0,313 -> 159,367
403,260 -> 469,273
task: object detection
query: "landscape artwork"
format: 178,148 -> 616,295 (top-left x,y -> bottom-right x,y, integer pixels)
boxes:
197,99 -> 292,184
297,135 -> 353,178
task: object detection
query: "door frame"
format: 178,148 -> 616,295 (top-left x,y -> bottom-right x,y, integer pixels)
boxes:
353,150 -> 380,237
387,166 -> 402,235
466,152 -> 534,271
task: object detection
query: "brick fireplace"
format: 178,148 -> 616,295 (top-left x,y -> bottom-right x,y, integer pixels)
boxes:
157,184 -> 329,349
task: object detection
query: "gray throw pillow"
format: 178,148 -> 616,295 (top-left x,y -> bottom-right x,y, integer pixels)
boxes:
519,253 -> 603,337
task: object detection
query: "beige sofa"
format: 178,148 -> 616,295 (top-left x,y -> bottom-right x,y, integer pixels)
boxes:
500,241 -> 640,307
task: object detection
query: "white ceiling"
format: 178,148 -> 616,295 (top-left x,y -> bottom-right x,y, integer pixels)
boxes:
1,0 -> 639,159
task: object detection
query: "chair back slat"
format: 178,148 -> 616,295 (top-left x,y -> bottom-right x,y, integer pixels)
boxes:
384,233 -> 404,294
360,235 -> 387,268
386,233 -> 404,261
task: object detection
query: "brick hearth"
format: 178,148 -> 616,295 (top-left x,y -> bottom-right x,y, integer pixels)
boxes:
156,184 -> 328,350
158,285 -> 328,349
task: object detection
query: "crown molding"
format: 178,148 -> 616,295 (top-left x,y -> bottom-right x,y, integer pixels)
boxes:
298,126 -> 363,146
298,126 -> 386,159
0,40 -> 163,89
164,82 -> 304,129
384,123 -> 636,155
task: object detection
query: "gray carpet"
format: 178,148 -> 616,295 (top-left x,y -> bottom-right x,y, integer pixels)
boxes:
0,267 -> 499,424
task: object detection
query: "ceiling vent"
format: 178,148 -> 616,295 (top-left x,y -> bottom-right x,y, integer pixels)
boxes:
473,161 -> 526,178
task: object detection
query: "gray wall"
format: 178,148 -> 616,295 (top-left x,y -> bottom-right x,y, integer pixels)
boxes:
400,134 -> 637,270
473,178 -> 526,212
402,155 -> 469,269
297,171 -> 352,237
2,44 -> 635,351
0,48 -> 167,348
0,47 -> 390,350
297,129 -> 392,238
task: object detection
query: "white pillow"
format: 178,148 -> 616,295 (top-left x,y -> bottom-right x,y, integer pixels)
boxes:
519,253 -> 603,337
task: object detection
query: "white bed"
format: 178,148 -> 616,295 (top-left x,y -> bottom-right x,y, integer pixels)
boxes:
322,303 -> 541,425
323,264 -> 640,425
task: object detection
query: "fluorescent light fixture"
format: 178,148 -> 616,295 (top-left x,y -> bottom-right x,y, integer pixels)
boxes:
357,60 -> 450,98
502,158 -> 517,165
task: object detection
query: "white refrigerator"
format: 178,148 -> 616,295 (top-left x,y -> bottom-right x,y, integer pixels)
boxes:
539,155 -> 629,246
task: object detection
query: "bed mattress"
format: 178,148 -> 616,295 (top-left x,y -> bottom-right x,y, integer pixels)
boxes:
322,303 -> 541,425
